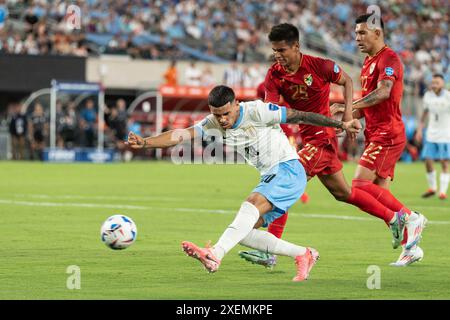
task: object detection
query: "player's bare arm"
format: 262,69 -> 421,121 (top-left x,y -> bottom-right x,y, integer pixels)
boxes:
334,70 -> 354,122
415,109 -> 429,143
127,127 -> 197,149
330,103 -> 364,120
285,108 -> 361,134
352,79 -> 394,109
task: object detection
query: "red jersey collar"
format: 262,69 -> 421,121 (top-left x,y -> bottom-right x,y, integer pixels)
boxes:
366,45 -> 388,62
277,52 -> 304,76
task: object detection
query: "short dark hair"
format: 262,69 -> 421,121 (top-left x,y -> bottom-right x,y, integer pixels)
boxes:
268,23 -> 299,45
432,73 -> 444,80
208,85 -> 235,108
355,13 -> 384,31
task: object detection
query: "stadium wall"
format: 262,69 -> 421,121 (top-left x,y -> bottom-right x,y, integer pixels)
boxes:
0,54 -> 86,92
86,57 -> 270,90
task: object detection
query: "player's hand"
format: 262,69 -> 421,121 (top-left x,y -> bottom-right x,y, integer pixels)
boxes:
342,119 -> 362,135
126,131 -> 146,149
414,130 -> 423,144
330,103 -> 345,116
330,103 -> 345,136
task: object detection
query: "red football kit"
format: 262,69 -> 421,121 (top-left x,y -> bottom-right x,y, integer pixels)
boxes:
265,54 -> 343,177
358,46 -> 406,179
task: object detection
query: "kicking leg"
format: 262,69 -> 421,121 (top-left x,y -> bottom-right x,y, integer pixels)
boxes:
182,192 -> 272,273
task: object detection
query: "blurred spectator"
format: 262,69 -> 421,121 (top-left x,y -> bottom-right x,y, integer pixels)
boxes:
105,106 -> 128,159
201,65 -> 215,87
184,60 -> 202,86
8,103 -> 27,160
223,61 -> 243,88
80,99 -> 97,148
0,3 -> 8,30
163,59 -> 178,86
28,103 -> 48,160
61,102 -> 79,148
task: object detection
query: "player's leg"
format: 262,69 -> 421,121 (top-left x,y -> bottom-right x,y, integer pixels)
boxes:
238,160 -> 319,281
239,174 -> 312,268
355,164 -> 418,217
317,170 -> 395,224
422,158 -> 437,198
182,192 -> 273,273
439,158 -> 449,200
239,229 -> 319,281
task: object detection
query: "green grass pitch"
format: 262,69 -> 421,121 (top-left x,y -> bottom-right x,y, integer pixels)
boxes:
0,161 -> 449,299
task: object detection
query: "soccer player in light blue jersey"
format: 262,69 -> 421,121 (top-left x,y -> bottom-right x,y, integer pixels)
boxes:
416,74 -> 450,200
127,85 -> 361,281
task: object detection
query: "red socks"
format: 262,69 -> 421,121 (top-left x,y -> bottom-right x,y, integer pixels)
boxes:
352,179 -> 411,214
346,187 -> 395,224
352,179 -> 411,245
268,212 -> 288,238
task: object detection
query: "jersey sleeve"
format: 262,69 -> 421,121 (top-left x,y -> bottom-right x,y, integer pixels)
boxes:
193,114 -> 218,138
316,58 -> 342,83
252,100 -> 287,125
377,52 -> 402,83
264,70 -> 281,103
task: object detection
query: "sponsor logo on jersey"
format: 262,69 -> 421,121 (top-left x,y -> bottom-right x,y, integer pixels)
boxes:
370,63 -> 376,74
304,74 -> 313,86
385,67 -> 394,76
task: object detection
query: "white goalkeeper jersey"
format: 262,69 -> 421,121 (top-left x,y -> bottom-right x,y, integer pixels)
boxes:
423,89 -> 450,143
194,100 -> 299,175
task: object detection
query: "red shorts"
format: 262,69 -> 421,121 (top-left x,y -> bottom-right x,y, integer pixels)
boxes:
298,138 -> 343,177
359,138 -> 406,180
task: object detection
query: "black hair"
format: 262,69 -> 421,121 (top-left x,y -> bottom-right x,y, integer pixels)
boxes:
355,13 -> 384,31
268,23 -> 299,45
432,73 -> 445,80
208,85 -> 235,108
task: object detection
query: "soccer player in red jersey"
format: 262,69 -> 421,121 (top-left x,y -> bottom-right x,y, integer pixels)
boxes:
239,23 -> 420,267
349,14 -> 427,266
332,14 -> 427,266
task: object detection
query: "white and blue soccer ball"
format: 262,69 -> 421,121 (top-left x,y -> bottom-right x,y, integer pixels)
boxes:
100,215 -> 137,250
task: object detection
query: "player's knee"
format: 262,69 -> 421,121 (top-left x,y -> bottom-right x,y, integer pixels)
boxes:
332,190 -> 350,202
351,178 -> 372,189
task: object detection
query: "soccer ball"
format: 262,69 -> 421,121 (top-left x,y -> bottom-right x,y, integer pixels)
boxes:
100,215 -> 137,250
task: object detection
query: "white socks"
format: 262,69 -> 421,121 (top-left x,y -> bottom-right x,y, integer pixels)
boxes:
426,171 -> 437,191
240,229 -> 307,258
427,171 -> 449,195
440,173 -> 449,195
212,201 -> 260,260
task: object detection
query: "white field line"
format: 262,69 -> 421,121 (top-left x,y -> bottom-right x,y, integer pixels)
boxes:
11,194 -> 450,211
1,197 -> 449,225
12,193 -> 184,202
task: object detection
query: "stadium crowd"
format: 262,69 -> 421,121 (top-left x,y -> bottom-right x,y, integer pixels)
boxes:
1,0 -> 449,91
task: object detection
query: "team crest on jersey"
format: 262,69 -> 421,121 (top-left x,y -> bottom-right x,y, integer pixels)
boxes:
369,63 -> 376,74
304,74 -> 313,86
385,67 -> 394,76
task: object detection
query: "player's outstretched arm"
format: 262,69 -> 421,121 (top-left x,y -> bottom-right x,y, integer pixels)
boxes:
126,127 -> 197,149
352,79 -> 393,109
285,108 -> 361,134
